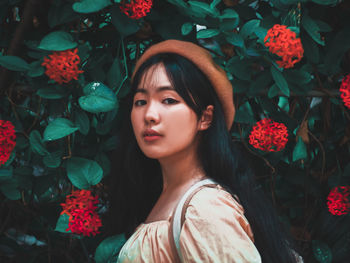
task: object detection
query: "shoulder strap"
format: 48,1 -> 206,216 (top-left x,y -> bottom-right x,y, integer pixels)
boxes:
169,178 -> 218,263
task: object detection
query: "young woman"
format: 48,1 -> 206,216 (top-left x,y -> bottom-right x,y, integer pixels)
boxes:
106,40 -> 302,262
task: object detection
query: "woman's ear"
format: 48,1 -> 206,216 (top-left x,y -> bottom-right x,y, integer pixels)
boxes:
198,105 -> 214,131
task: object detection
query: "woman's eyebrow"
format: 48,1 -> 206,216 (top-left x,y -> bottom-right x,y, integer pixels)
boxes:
135,86 -> 175,94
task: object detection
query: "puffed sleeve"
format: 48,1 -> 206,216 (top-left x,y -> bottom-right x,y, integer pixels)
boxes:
179,186 -> 262,263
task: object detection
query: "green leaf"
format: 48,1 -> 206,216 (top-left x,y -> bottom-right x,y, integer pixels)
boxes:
270,66 -> 289,97
111,5 -> 139,36
37,86 -> 68,99
29,130 -> 48,156
27,61 -> 45,77
55,214 -> 71,233
0,181 -> 20,200
66,157 -> 103,189
79,82 -> 118,113
226,57 -> 251,81
107,57 -> 123,90
72,0 -> 112,13
43,151 -> 62,168
38,31 -> 77,51
48,2 -> 79,28
188,1 -> 219,17
312,240 -> 332,263
284,70 -> 312,85
0,55 -> 30,71
181,23 -> 193,36
94,234 -> 126,263
302,15 -> 325,46
293,136 -> 307,162
197,29 -> 220,39
210,0 -> 221,9
234,101 -> 255,124
226,33 -> 244,48
43,118 -> 78,141
302,33 -> 320,64
0,168 -> 12,182
240,19 -> 260,39
219,9 -> 239,20
73,109 -> 90,135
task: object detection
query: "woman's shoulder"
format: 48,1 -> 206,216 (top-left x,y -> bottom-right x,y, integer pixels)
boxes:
186,184 -> 245,216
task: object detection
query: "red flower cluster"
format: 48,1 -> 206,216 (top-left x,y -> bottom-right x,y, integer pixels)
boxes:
42,48 -> 83,84
340,74 -> 350,109
327,186 -> 350,216
61,189 -> 102,236
119,0 -> 153,19
264,24 -> 304,69
249,118 -> 288,152
0,120 -> 16,166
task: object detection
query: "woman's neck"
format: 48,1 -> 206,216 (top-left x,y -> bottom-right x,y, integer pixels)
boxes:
158,147 -> 206,194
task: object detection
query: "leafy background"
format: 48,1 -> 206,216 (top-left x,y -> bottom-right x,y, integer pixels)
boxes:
0,0 -> 349,262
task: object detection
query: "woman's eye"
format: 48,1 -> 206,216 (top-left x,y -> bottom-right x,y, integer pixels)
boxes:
134,100 -> 146,106
163,98 -> 178,105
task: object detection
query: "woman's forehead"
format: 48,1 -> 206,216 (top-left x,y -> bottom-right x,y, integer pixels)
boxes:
137,63 -> 173,90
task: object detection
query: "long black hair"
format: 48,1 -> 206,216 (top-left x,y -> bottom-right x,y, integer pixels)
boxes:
105,52 -> 302,262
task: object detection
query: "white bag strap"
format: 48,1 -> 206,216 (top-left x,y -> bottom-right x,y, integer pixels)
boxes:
171,178 -> 217,262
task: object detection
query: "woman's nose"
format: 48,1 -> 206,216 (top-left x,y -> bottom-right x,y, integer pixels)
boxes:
144,102 -> 160,124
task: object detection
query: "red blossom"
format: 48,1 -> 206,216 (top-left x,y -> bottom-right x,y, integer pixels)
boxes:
0,120 -> 16,166
61,190 -> 101,236
66,209 -> 102,237
249,118 -> 288,152
42,48 -> 83,84
119,0 -> 153,19
327,186 -> 350,216
264,24 -> 304,69
340,74 -> 350,109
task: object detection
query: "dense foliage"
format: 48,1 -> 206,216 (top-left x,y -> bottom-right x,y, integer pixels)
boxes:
0,0 -> 349,262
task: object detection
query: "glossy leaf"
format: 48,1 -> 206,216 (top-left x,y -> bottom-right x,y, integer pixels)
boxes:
72,0 -> 111,14
240,19 -> 260,39
43,118 -> 78,141
271,66 -> 289,97
197,29 -> 220,39
43,151 -> 62,168
293,136 -> 307,162
0,55 -> 30,71
94,234 -> 126,263
66,157 -> 103,189
38,31 -> 77,51
302,15 -> 325,46
181,22 -> 193,35
79,82 -> 118,114
29,130 -> 48,156
37,86 -> 68,99
55,214 -> 71,233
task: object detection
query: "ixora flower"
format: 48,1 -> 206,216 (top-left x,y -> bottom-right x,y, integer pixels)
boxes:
340,74 -> 350,109
61,189 -> 102,236
327,186 -> 350,216
119,0 -> 153,19
42,48 -> 83,84
0,120 -> 16,166
264,24 -> 304,69
249,118 -> 289,152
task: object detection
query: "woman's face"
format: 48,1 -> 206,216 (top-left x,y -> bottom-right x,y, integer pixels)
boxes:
131,63 -> 202,161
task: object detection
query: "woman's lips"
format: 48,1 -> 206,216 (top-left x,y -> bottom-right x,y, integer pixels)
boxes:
144,135 -> 162,142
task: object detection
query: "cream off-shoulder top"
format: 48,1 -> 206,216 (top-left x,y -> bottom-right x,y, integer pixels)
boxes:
117,184 -> 262,263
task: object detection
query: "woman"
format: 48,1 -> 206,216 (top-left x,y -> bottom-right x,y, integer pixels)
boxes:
107,40 -> 302,262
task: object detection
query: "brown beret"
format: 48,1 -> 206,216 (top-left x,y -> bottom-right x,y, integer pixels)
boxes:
131,39 -> 235,130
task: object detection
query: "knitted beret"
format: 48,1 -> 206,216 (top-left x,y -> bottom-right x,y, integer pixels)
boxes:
131,39 -> 235,130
